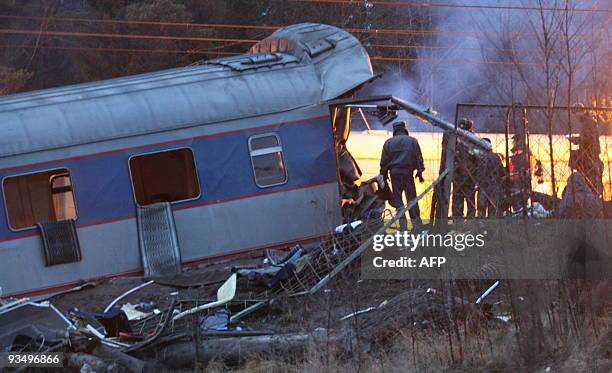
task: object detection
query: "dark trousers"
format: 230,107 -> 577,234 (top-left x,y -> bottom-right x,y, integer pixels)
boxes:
390,172 -> 422,230
452,177 -> 476,218
477,189 -> 500,217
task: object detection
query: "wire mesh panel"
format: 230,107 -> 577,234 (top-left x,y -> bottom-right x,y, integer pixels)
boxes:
449,103 -> 611,218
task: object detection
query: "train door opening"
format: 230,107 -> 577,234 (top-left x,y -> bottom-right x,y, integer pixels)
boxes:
331,104 -> 388,222
128,148 -> 201,275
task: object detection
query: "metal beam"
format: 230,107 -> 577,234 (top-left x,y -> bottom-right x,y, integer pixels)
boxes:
326,95 -> 392,106
439,132 -> 456,225
391,96 -> 492,151
456,102 -> 612,111
328,95 -> 493,151
229,300 -> 269,323
358,108 -> 372,131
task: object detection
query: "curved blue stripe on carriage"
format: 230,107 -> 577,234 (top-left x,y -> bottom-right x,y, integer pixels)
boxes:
0,117 -> 337,240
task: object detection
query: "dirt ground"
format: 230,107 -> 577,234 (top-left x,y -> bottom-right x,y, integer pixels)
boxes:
15,250 -> 612,372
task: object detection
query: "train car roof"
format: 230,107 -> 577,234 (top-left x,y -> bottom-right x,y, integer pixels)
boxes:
0,23 -> 373,157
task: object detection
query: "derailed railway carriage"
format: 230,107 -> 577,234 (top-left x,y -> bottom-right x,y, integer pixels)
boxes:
0,23 -> 375,297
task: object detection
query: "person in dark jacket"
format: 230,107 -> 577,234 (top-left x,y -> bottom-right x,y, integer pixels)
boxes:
558,171 -> 604,218
569,111 -> 604,195
380,120 -> 425,231
452,118 -> 477,218
476,138 -> 508,217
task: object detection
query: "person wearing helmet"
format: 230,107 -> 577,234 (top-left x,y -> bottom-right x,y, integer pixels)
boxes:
379,120 -> 425,231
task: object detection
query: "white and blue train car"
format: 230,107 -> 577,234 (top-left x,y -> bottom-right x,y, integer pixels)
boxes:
0,23 -> 374,298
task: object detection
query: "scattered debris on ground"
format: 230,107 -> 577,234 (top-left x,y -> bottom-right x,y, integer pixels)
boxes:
1,211 -> 609,371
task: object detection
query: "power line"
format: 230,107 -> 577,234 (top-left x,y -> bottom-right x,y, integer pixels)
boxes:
371,55 -> 536,65
0,26 -> 540,55
368,43 -> 537,53
295,0 -> 612,13
347,27 -> 517,36
0,37 -> 538,56
0,44 -> 237,56
370,56 -> 610,68
0,26 -> 576,56
0,27 -> 489,49
0,28 -> 258,43
3,43 -> 609,68
0,15 -> 279,31
2,27 -> 602,60
0,14 -> 533,38
0,31 -> 535,58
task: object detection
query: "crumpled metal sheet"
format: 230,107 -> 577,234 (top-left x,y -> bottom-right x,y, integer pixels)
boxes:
0,301 -> 74,351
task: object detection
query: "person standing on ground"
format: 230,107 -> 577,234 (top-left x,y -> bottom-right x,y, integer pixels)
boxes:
452,118 -> 478,218
380,120 -> 425,231
569,109 -> 604,195
476,138 -> 508,217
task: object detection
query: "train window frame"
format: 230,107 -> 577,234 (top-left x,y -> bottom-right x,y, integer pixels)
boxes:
248,133 -> 289,188
2,167 -> 79,232
128,147 -> 202,207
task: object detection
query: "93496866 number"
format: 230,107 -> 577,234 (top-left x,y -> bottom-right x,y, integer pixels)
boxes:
0,353 -> 64,368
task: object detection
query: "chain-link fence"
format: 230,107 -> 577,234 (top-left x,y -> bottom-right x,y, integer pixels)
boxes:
447,103 -> 611,219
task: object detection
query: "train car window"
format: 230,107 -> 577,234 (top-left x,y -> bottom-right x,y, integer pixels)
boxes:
248,134 -> 288,187
129,148 -> 200,206
3,168 -> 77,230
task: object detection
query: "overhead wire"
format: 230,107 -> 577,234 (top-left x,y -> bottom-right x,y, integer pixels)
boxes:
1,9 -> 608,68
2,43 -> 609,68
0,26 -> 546,54
0,44 -> 237,56
0,28 -> 258,44
0,14 -> 541,38
294,0 -> 612,13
